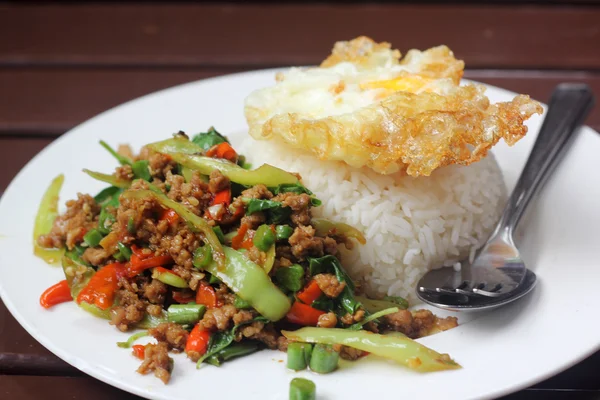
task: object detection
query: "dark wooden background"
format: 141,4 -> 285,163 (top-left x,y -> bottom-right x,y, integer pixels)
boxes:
1,2 -> 599,399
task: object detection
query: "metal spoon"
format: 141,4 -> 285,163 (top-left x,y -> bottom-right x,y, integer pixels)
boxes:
417,83 -> 595,311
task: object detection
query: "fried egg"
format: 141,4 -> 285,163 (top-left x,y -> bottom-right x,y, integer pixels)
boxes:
245,37 -> 542,176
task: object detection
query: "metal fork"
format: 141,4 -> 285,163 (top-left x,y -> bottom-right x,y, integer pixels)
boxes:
417,83 -> 595,310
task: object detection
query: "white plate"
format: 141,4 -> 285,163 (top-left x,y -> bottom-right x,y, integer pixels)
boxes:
1,70 -> 599,400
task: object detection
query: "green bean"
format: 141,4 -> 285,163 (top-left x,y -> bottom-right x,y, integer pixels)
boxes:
286,342 -> 313,371
309,344 -> 339,374
132,160 -> 151,181
275,225 -> 294,241
98,207 -> 116,234
126,216 -> 135,234
167,304 -> 206,325
193,246 -> 213,269
275,264 -> 304,292
253,224 -> 275,251
83,229 -> 104,248
289,378 -> 316,400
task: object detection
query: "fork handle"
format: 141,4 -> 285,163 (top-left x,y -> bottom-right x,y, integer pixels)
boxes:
497,83 -> 595,237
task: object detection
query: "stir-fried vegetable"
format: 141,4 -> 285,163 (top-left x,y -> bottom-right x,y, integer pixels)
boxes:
76,262 -> 124,310
192,246 -> 213,269
275,264 -> 304,293
33,174 -> 65,264
123,189 -> 225,268
192,127 -> 229,151
132,160 -> 151,181
309,255 -> 361,316
204,342 -> 260,367
348,307 -> 399,330
282,328 -> 461,372
167,304 -> 206,325
309,344 -> 339,374
117,331 -> 150,348
195,282 -> 220,308
186,324 -> 211,357
83,169 -> 131,188
289,378 -> 316,400
286,302 -> 324,326
286,342 -> 313,371
356,295 -> 409,312
202,246 -> 291,321
297,280 -> 322,305
312,218 -> 367,245
39,280 -> 72,309
152,267 -> 188,288
100,140 -> 133,166
197,316 -> 268,368
263,244 -> 276,274
206,142 -> 238,163
149,139 -> 298,186
83,229 -> 104,248
253,224 -> 275,251
275,225 -> 294,240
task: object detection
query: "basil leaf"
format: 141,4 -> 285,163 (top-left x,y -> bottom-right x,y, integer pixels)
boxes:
245,199 -> 292,224
246,199 -> 284,215
191,127 -> 229,151
270,183 -> 313,196
308,255 -> 361,315
94,186 -> 121,205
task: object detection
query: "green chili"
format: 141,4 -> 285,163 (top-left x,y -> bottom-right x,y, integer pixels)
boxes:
192,246 -> 213,269
152,267 -> 188,288
132,160 -> 151,181
275,264 -> 304,293
99,140 -> 133,166
79,301 -> 111,319
289,378 -> 316,400
287,342 -> 313,371
136,311 -> 168,329
309,344 -> 339,374
253,224 -> 275,251
275,225 -> 294,241
33,174 -> 65,264
282,327 -> 461,372
167,304 -> 206,325
204,246 -> 291,321
83,229 -> 104,248
83,169 -> 131,189
148,142 -> 298,186
122,189 -> 225,268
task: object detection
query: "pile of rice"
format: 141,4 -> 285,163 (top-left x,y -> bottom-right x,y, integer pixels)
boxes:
241,138 -> 507,303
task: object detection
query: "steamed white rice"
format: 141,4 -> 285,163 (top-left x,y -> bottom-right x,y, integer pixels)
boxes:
241,138 -> 507,302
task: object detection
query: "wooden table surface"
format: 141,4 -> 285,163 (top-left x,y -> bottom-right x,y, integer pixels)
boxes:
1,2 -> 599,399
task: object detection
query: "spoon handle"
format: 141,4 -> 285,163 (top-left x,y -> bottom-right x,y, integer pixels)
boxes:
497,83 -> 595,237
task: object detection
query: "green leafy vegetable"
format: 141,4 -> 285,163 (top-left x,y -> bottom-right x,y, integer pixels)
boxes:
197,317 -> 268,367
204,342 -> 260,367
191,127 -> 230,151
308,255 -> 361,315
93,186 -> 121,205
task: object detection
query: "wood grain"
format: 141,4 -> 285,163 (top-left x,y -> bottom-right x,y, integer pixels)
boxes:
0,138 -> 53,190
1,4 -> 599,69
0,68 -> 598,136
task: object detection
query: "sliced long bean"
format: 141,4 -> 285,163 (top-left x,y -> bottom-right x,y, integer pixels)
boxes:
167,304 -> 206,325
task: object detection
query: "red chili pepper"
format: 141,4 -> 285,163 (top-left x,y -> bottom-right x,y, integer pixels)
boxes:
185,324 -> 211,356
76,263 -> 125,310
196,282 -> 220,308
159,208 -> 180,227
127,253 -> 173,277
297,280 -> 323,305
206,142 -> 238,162
231,224 -> 249,250
172,291 -> 195,304
39,280 -> 72,309
132,344 -> 146,360
130,245 -> 151,259
211,189 -> 231,206
241,230 -> 255,250
286,301 -> 325,326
